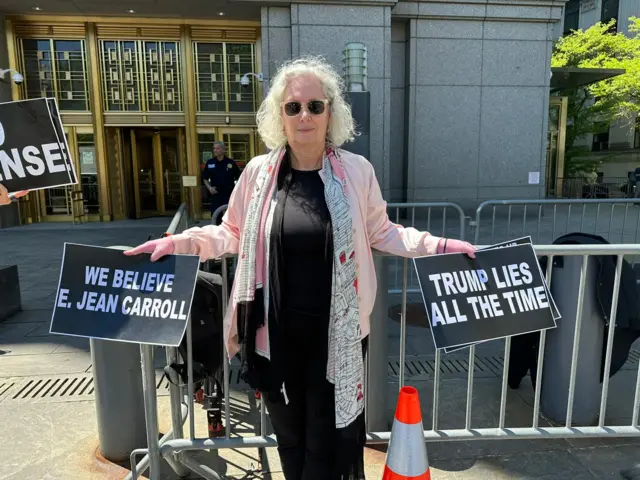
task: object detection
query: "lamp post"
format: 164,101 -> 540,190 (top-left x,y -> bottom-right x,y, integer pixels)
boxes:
342,43 -> 370,159
343,42 -> 367,92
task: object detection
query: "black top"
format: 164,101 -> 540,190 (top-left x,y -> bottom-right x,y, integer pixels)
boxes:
280,167 -> 333,316
201,156 -> 241,197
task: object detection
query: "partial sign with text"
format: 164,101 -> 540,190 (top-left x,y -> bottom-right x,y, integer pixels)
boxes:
0,97 -> 77,192
414,244 -> 557,350
50,243 -> 200,346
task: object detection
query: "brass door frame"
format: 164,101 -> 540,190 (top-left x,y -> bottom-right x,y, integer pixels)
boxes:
153,131 -> 165,214
130,129 -> 143,218
548,96 -> 568,197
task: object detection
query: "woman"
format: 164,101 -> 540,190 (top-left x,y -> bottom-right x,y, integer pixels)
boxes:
125,55 -> 475,479
0,184 -> 28,206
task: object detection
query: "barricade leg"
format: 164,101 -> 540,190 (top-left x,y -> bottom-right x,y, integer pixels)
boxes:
367,255 -> 389,431
140,344 -> 162,480
90,338 -> 147,462
180,451 -> 224,480
166,346 -> 190,477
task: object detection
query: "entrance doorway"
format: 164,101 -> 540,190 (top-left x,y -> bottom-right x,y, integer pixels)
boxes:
122,128 -> 185,218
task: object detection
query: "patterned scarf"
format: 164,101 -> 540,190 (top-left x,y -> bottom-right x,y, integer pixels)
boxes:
234,143 -> 365,429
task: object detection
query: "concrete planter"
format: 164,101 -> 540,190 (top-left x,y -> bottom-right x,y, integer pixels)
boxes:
0,265 -> 21,322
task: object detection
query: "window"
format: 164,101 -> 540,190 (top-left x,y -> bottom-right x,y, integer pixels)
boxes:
20,39 -> 89,111
100,40 -> 183,112
592,123 -> 610,152
563,0 -> 580,35
193,42 -> 257,113
601,0 -> 619,31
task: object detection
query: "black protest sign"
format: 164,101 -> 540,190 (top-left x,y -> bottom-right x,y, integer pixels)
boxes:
46,98 -> 77,185
0,98 -> 77,192
414,244 -> 557,350
480,236 -> 560,321
50,243 -> 200,347
442,237 -> 562,354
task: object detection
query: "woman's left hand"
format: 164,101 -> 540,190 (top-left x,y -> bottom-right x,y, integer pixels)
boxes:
0,184 -> 28,206
438,238 -> 477,258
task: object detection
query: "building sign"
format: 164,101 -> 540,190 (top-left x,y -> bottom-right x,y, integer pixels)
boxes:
0,98 -> 77,193
414,243 -> 558,350
50,243 -> 200,346
80,148 -> 97,175
182,175 -> 198,187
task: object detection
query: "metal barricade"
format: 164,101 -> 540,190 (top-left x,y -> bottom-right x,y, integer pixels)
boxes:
130,204 -> 640,480
473,198 -> 640,246
386,202 -> 467,295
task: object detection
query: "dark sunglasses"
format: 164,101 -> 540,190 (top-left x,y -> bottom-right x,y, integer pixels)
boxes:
282,99 -> 329,117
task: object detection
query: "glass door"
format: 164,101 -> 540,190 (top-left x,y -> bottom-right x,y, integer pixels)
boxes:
129,128 -> 184,218
130,129 -> 160,217
159,129 -> 184,212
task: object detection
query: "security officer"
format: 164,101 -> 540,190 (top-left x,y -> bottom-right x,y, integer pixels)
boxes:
201,141 -> 241,224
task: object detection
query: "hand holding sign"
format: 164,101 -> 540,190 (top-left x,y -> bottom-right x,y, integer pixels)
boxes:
414,243 -> 557,350
0,183 -> 28,206
124,237 -> 176,262
437,238 -> 476,258
51,243 -> 200,346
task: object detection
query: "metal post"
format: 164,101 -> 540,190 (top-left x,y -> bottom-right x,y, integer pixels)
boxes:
90,338 -> 147,461
140,344 -> 161,480
90,245 -> 147,462
166,347 -> 190,478
367,255 -> 389,431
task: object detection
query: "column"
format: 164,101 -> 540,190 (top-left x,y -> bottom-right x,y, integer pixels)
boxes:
0,16 -> 19,227
86,23 -> 112,221
399,0 -> 563,211
260,5 -> 293,96
180,25 -> 201,220
290,2 -> 393,194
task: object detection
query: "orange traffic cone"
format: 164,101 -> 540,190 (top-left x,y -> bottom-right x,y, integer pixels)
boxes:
382,386 -> 431,480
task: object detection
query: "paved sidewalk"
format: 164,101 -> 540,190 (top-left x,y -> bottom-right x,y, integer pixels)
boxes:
1,219 -> 640,479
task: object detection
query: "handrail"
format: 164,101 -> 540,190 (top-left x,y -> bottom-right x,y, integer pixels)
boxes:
166,204 -> 188,236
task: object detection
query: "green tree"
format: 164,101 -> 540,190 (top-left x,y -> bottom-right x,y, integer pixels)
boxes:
551,18 -> 640,175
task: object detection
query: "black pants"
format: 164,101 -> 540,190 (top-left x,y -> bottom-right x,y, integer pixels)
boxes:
263,309 -> 367,480
209,193 -> 230,224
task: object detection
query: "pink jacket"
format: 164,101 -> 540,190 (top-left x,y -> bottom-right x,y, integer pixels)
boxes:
170,149 -> 442,358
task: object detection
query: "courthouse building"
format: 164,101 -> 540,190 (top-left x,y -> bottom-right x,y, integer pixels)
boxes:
0,0 -> 577,224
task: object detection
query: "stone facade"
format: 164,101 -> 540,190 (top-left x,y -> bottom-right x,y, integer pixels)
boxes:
260,0 -> 567,210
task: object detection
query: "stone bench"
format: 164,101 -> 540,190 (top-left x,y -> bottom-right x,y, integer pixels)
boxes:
0,265 -> 21,322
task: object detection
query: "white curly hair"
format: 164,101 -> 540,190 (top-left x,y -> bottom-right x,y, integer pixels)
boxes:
256,55 -> 357,150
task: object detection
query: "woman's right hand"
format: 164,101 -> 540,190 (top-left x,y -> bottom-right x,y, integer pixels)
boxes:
124,237 -> 175,262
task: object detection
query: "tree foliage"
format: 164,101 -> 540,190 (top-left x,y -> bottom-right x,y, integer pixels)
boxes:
551,18 -> 640,174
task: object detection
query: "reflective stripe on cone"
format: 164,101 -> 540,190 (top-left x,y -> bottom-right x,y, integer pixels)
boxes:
382,386 -> 431,480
